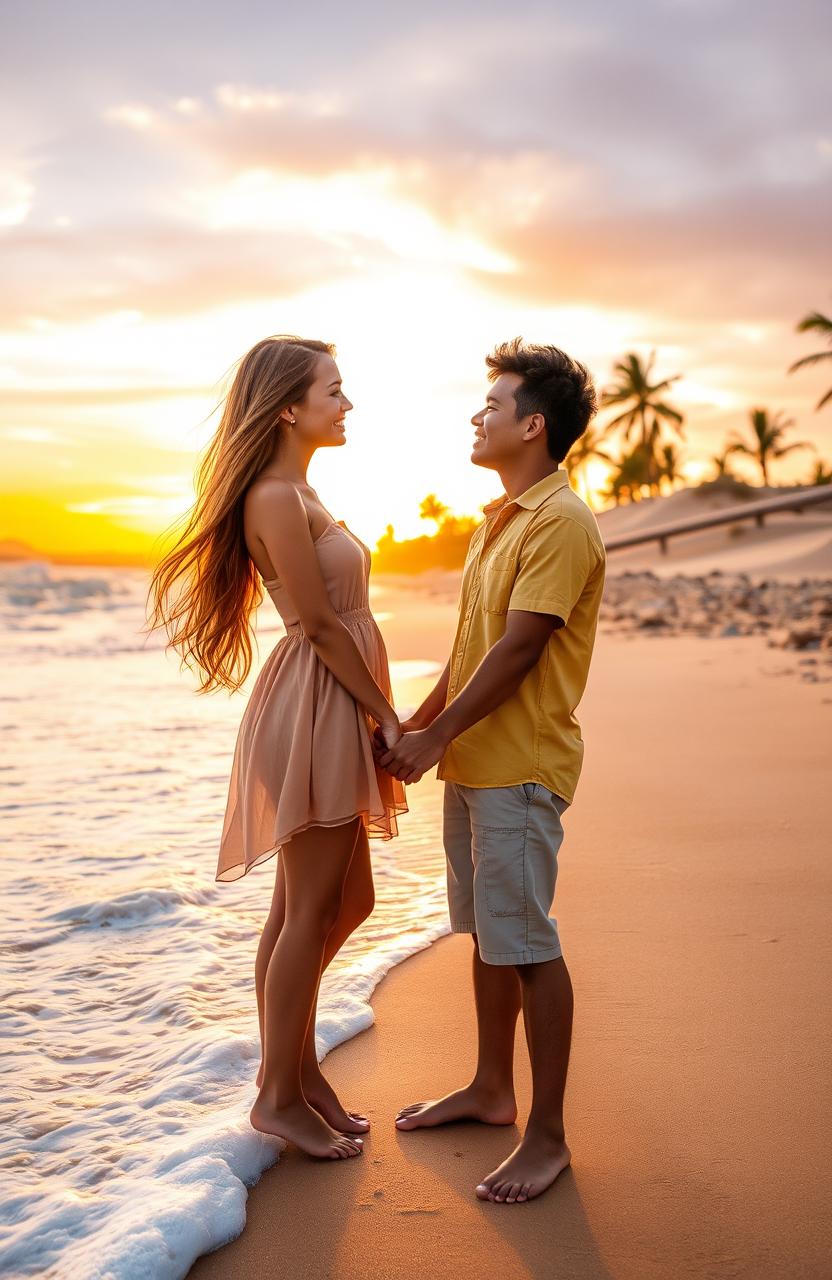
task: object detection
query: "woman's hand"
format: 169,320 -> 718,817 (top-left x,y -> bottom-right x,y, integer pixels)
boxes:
377,714 -> 402,751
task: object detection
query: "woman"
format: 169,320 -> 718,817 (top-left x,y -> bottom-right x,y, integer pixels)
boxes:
149,336 -> 407,1161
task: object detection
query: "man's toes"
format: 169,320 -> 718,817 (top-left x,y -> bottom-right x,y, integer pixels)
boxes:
489,1180 -> 508,1202
517,1181 -> 532,1202
396,1103 -> 422,1117
476,1171 -> 501,1199
505,1182 -> 522,1203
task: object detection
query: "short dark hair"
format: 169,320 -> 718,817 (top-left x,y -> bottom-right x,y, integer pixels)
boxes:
485,337 -> 597,462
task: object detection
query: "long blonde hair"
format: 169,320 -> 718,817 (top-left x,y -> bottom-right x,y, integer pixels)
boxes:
148,335 -> 335,693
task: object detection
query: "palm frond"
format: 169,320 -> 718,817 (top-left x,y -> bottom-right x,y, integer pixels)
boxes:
788,350 -> 832,373
795,310 -> 832,336
773,441 -> 815,458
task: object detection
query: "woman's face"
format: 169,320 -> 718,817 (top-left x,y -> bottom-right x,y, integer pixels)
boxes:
290,353 -> 353,448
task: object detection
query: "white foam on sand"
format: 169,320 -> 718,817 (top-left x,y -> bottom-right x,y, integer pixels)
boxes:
0,561 -> 450,1280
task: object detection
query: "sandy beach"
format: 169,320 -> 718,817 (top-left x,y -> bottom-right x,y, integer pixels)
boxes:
190,544 -> 832,1279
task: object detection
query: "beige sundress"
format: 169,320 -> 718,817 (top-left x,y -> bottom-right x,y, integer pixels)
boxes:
216,520 -> 407,882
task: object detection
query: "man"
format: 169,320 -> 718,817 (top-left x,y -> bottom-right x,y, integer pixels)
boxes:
377,338 -> 606,1205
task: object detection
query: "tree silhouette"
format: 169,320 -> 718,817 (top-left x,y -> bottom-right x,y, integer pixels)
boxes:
418,494 -> 450,531
789,309 -> 832,411
727,409 -> 813,486
600,351 -> 684,494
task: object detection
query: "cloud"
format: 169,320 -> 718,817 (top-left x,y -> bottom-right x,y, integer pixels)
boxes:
0,223 -> 363,327
0,171 -> 34,227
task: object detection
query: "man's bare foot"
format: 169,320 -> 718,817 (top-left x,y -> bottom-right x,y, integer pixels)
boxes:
395,1083 -> 517,1131
476,1131 -> 571,1203
255,1061 -> 369,1134
249,1095 -> 364,1160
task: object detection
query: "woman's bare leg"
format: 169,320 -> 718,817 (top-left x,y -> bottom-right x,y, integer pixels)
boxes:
249,818 -> 364,1159
250,824 -> 371,1126
255,825 -> 375,1132
299,826 -> 374,1131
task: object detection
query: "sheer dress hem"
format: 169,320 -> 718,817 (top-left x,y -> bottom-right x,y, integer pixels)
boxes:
215,799 -> 409,883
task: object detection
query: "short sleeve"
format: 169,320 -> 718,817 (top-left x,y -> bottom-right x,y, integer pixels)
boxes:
508,515 -> 598,624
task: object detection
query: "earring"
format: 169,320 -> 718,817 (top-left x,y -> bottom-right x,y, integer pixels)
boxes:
288,415 -> 296,425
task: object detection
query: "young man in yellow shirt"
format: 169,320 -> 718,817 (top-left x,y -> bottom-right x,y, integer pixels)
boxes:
378,338 -> 606,1204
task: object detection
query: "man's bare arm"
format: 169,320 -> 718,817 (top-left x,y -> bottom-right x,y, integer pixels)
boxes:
378,612 -> 561,782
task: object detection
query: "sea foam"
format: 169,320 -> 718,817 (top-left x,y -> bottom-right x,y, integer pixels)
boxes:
0,561 -> 449,1279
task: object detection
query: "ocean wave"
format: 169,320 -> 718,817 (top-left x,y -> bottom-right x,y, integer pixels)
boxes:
0,562 -> 133,621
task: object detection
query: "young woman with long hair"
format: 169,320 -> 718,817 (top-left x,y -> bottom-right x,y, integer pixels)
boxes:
149,336 -> 407,1161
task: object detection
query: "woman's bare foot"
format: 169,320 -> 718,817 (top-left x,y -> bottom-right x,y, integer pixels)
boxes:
395,1083 -> 517,1131
249,1095 -> 364,1160
475,1131 -> 571,1203
255,1061 -> 369,1134
304,1068 -> 370,1135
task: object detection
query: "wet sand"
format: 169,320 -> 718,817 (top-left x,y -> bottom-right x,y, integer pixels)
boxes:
191,626 -> 832,1279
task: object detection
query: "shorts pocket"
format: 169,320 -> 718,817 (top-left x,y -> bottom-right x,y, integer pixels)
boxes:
477,825 -> 527,918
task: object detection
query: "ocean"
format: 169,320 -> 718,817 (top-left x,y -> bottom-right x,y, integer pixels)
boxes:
0,560 -> 449,1279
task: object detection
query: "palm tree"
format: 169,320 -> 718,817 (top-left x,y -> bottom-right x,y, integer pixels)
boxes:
809,459 -> 832,486
709,445 -> 737,480
418,494 -> 449,531
600,351 -> 684,494
658,443 -> 684,492
727,409 -> 813,487
601,445 -> 652,505
565,424 -> 613,505
789,309 -> 832,411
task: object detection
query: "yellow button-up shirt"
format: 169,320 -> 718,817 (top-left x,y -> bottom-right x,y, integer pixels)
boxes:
437,469 -> 606,804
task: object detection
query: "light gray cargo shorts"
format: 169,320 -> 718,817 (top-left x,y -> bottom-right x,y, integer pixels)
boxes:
443,781 -> 570,966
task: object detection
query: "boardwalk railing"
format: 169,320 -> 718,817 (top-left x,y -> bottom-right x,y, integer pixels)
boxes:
603,485 -> 832,555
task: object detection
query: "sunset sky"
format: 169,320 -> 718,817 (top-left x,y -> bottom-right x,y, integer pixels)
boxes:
1,0 -> 831,562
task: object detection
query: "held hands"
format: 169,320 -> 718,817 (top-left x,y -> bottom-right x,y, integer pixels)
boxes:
372,715 -> 447,785
377,715 -> 402,751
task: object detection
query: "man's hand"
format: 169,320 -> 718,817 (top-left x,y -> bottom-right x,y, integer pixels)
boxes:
372,715 -> 420,762
377,725 -> 448,784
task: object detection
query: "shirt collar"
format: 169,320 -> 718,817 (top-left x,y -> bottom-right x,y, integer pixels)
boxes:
483,468 -> 569,517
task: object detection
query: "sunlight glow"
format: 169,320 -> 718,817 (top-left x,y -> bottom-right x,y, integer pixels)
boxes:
192,167 -> 514,273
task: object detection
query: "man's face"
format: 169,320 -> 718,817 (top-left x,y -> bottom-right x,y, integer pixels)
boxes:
470,372 -> 528,469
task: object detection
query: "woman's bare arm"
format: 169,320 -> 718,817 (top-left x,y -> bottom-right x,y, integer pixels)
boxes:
248,480 -> 399,737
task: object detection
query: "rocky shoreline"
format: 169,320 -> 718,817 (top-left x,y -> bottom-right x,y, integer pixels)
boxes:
602,570 -> 832,661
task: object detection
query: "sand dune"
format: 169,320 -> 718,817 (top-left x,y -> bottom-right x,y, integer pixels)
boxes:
597,484 -> 832,580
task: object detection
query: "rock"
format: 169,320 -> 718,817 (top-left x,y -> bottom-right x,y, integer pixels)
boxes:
635,604 -> 667,628
720,623 -> 741,637
788,622 -> 822,650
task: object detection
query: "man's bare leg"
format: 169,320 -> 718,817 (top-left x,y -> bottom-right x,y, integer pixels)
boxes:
476,954 -> 573,1203
396,935 -> 520,1130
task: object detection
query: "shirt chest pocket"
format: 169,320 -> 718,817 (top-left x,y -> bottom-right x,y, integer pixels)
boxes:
480,553 -> 515,614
